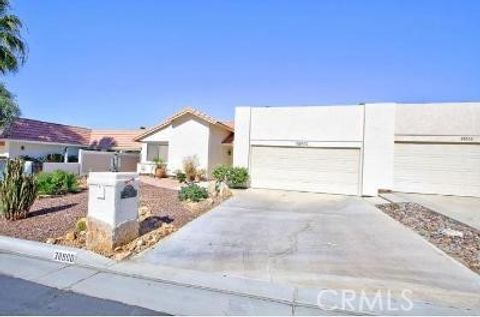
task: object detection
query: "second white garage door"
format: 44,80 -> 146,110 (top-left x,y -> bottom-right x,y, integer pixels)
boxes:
394,143 -> 480,197
250,146 -> 361,195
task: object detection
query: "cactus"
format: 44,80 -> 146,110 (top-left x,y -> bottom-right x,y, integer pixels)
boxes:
0,159 -> 37,220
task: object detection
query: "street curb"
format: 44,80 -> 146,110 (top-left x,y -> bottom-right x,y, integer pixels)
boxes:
0,235 -> 478,315
0,235 -> 115,269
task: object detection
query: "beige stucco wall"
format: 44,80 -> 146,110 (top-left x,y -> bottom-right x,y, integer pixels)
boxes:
207,125 -> 233,175
6,140 -> 81,160
139,115 -> 233,176
250,105 -> 364,142
79,150 -> 139,175
235,104 -> 396,196
166,114 -> 210,173
395,102 -> 480,137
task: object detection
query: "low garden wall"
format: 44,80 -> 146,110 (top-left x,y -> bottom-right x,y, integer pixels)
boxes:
42,162 -> 80,175
79,150 -> 140,175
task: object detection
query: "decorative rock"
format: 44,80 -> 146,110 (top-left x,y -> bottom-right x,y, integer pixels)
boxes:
65,231 -> 76,241
46,238 -> 56,244
207,181 -> 217,195
138,206 -> 150,218
136,238 -> 145,247
440,228 -> 464,238
218,182 -> 232,198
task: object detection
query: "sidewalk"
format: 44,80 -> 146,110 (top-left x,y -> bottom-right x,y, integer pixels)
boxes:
0,235 -> 478,315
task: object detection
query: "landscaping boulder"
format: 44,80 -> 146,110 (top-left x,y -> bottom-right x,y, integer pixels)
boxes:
218,182 -> 232,198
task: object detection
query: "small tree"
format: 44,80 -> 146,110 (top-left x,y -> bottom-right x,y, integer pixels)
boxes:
0,83 -> 20,129
0,159 -> 37,220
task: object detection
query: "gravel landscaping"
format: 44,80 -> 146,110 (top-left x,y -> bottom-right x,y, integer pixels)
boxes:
0,183 -> 221,250
377,202 -> 480,274
0,190 -> 88,242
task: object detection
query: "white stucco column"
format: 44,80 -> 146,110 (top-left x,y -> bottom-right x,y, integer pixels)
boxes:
233,107 -> 251,168
64,147 -> 69,163
86,172 -> 140,253
361,103 -> 396,196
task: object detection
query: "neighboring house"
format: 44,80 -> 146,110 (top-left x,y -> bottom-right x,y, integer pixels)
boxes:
234,102 -> 480,197
0,117 -> 142,161
135,107 -> 234,176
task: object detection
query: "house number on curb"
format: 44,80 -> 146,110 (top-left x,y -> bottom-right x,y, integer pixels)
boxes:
53,250 -> 76,264
460,136 -> 474,142
295,140 -> 309,147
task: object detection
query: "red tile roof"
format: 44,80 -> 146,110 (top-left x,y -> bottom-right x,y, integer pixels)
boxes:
0,118 -> 91,145
0,118 -> 143,150
89,130 -> 143,150
134,107 -> 234,141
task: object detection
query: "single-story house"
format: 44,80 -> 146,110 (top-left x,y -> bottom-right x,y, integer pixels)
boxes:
134,107 -> 234,176
234,102 -> 480,197
0,117 -> 143,161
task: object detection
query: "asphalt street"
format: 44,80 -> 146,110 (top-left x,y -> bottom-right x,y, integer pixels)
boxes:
0,274 -> 167,315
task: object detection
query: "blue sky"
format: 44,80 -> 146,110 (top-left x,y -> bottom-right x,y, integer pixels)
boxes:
4,0 -> 480,128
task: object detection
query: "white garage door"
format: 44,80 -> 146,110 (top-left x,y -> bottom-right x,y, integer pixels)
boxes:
394,143 -> 480,197
250,146 -> 360,195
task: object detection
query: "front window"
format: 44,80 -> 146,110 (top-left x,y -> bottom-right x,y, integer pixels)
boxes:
147,142 -> 168,162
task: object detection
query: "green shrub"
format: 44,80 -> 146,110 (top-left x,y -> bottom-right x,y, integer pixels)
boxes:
178,183 -> 208,202
35,170 -> 79,195
0,159 -> 37,220
175,170 -> 186,183
226,167 -> 249,188
212,165 -> 229,182
75,218 -> 87,232
213,165 -> 249,189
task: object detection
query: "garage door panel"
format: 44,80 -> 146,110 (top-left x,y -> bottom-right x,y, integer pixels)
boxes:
394,143 -> 480,197
250,146 -> 360,195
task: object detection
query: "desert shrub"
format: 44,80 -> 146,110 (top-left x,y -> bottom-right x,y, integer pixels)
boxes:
195,168 -> 207,182
226,167 -> 249,188
0,159 -> 37,220
175,170 -> 186,183
183,156 -> 199,182
35,170 -> 79,195
75,218 -> 87,232
212,165 -> 229,182
178,183 -> 208,202
212,166 -> 249,188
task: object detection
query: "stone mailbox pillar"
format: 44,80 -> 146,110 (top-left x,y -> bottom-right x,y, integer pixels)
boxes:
86,172 -> 140,253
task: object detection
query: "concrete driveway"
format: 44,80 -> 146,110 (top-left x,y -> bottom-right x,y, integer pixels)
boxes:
134,189 -> 480,312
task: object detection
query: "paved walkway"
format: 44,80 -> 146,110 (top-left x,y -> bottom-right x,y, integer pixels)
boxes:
381,192 -> 480,231
140,176 -> 181,190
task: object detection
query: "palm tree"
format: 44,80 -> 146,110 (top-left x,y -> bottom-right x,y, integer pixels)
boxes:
0,0 -> 26,74
0,0 -> 25,129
